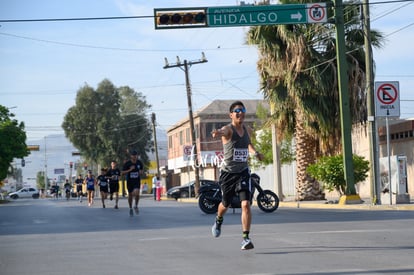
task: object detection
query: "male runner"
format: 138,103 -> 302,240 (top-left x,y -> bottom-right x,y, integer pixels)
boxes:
211,101 -> 264,250
106,160 -> 121,209
75,174 -> 83,202
122,150 -> 144,216
97,168 -> 109,208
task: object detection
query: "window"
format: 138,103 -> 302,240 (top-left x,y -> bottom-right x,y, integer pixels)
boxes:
206,123 -> 214,137
186,128 -> 190,143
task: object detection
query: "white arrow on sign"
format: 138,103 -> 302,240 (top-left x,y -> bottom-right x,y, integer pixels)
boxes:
291,12 -> 302,21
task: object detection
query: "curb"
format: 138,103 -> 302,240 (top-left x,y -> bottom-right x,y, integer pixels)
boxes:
176,197 -> 414,211
280,201 -> 414,211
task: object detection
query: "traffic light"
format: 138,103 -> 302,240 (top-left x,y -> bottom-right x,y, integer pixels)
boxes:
154,8 -> 207,29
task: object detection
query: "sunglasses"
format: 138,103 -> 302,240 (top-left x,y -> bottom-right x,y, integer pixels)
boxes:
232,107 -> 246,113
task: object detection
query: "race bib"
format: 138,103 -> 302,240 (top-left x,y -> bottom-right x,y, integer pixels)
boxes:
100,181 -> 107,186
130,172 -> 139,178
233,148 -> 248,162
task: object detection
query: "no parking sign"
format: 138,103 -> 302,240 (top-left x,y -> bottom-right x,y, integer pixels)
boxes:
374,81 -> 400,117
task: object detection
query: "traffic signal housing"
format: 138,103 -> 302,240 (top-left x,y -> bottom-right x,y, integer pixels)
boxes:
154,8 -> 207,29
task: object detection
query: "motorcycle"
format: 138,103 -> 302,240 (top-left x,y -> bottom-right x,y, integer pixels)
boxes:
198,173 -> 279,214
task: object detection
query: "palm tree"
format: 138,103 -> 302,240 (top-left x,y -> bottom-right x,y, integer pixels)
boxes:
247,0 -> 383,200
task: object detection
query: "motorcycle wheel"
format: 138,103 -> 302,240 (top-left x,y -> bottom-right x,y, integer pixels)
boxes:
256,190 -> 279,213
198,191 -> 219,214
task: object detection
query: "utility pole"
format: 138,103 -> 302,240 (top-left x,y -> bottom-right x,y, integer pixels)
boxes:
334,0 -> 361,203
44,137 -> 48,196
270,103 -> 283,201
362,0 -> 380,205
163,53 -> 207,195
151,113 -> 161,178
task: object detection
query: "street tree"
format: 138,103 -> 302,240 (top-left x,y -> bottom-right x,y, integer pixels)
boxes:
36,171 -> 49,190
0,105 -> 29,180
62,79 -> 152,169
250,103 -> 295,169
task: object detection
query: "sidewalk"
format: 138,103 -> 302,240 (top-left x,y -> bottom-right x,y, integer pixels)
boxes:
176,197 -> 414,211
279,199 -> 414,211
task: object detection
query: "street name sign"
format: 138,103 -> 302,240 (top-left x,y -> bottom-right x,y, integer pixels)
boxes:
374,81 -> 400,117
154,3 -> 327,29
207,3 -> 327,27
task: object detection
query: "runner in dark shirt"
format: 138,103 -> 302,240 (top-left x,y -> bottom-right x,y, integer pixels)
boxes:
75,174 -> 84,202
106,161 -> 121,209
97,168 -> 109,208
122,150 -> 144,216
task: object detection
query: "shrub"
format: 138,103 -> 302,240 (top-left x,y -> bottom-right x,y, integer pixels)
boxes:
307,154 -> 370,195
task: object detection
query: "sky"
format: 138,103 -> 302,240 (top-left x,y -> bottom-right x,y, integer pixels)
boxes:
1,0 -> 413,143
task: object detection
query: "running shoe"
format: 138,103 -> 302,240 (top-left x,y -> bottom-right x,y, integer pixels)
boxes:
211,220 -> 222,238
134,206 -> 139,215
103,204 -> 105,208
129,208 -> 133,217
114,205 -> 118,209
241,238 -> 254,250
110,194 -> 113,201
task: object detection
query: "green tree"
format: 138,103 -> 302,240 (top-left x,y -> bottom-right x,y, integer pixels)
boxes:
251,104 -> 295,168
247,0 -> 383,200
0,105 -> 29,180
36,171 -> 49,190
62,79 -> 152,169
307,154 -> 370,196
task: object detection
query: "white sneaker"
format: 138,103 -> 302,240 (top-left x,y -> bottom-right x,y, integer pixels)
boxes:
241,238 -> 254,250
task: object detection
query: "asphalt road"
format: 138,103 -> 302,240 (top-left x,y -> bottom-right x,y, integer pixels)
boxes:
1,196 -> 414,275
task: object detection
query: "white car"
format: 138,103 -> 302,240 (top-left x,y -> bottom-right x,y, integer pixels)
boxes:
8,187 -> 39,199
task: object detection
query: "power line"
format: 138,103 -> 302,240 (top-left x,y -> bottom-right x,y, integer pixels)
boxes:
1,0 -> 413,23
0,31 -> 249,52
0,14 -> 152,23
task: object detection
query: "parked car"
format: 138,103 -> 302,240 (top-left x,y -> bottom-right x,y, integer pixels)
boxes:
167,179 -> 218,200
8,187 -> 39,199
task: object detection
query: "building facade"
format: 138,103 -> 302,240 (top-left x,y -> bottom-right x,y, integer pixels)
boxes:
352,118 -> 413,203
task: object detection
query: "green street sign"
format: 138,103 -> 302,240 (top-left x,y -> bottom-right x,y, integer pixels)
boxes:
154,3 -> 327,29
207,3 -> 327,27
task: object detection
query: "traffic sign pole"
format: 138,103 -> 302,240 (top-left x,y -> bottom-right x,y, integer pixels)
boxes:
334,0 -> 358,201
374,81 -> 400,205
